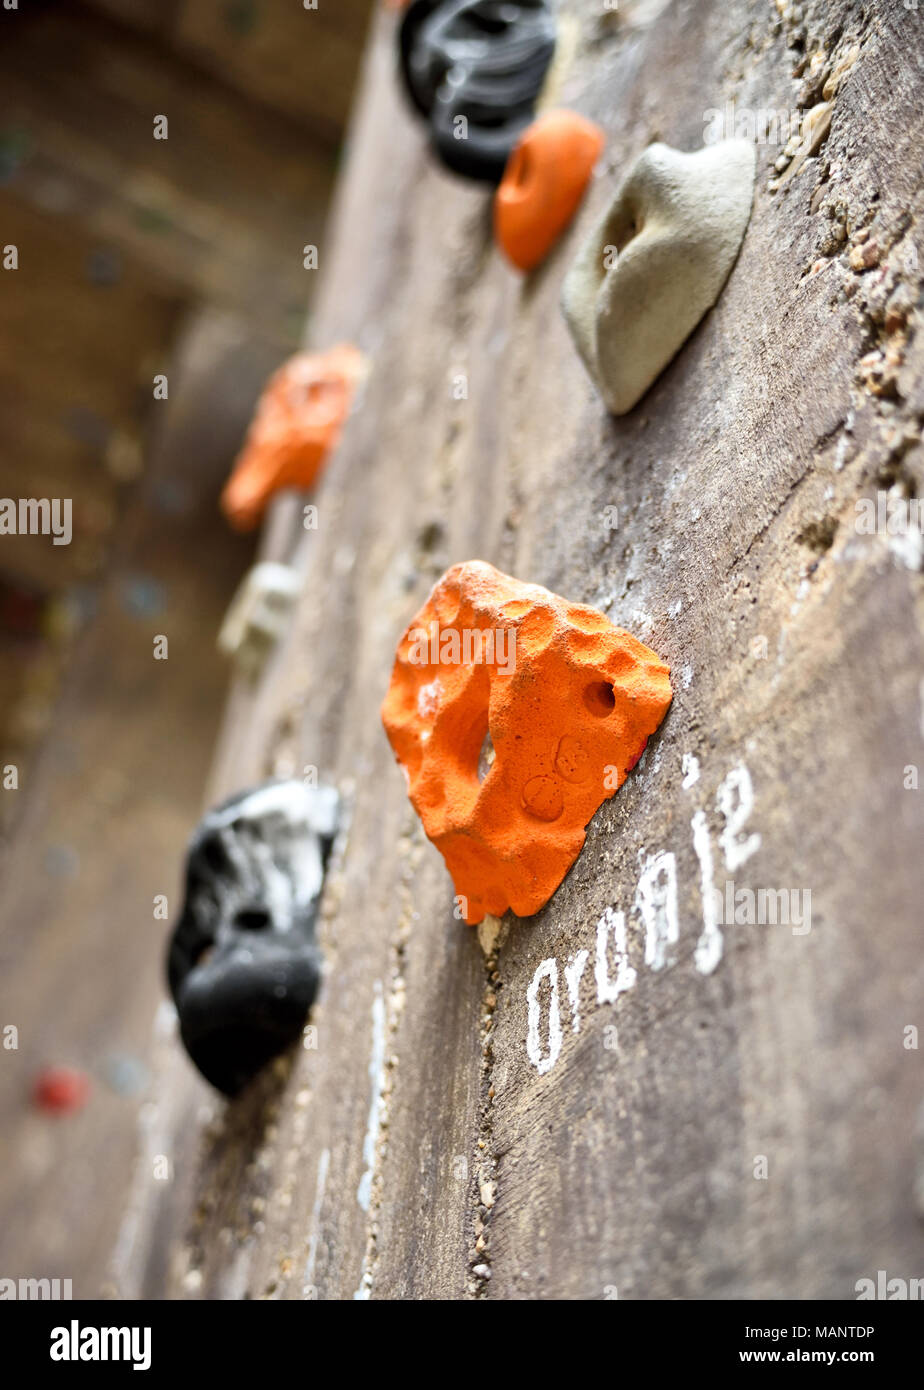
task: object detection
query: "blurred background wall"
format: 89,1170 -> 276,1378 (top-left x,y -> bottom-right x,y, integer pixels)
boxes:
0,0 -> 373,1295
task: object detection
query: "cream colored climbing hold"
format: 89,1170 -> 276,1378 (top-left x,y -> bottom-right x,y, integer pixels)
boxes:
561,140 -> 756,414
218,561 -> 302,678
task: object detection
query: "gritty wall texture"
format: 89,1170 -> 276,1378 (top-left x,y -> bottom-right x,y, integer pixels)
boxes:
116,0 -> 924,1300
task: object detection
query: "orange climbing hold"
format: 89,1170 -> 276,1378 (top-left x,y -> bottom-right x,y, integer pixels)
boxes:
494,110 -> 605,272
381,561 -> 672,924
221,344 -> 364,532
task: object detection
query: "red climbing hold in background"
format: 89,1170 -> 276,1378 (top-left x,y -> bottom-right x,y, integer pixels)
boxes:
33,1067 -> 91,1114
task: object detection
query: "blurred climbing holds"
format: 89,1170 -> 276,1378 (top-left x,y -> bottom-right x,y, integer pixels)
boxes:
495,109 -> 604,271
166,781 -> 339,1096
217,561 -> 302,680
398,0 -> 557,183
33,1067 -> 91,1114
101,1054 -> 149,1097
381,561 -> 672,924
561,140 -> 756,414
221,344 -> 365,532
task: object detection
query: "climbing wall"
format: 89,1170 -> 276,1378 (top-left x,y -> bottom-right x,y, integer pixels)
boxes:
117,0 -> 924,1299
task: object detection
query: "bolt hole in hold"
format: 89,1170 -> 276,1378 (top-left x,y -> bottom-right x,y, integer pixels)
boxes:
477,729 -> 496,782
476,111 -> 509,130
234,907 -> 272,932
583,680 -> 616,717
512,145 -> 531,188
611,212 -> 641,258
465,10 -> 512,36
202,837 -> 231,876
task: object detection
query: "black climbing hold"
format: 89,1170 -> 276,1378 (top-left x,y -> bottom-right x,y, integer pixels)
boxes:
399,0 -> 557,183
166,781 -> 338,1096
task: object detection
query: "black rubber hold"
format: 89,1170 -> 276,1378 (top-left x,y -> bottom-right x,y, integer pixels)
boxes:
166,781 -> 338,1096
399,0 -> 557,183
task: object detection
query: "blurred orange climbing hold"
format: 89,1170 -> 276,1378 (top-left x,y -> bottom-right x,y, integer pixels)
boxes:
382,561 -> 672,925
221,344 -> 365,532
494,109 -> 604,272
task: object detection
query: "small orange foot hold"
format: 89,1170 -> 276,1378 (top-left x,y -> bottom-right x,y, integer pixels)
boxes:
221,344 -> 365,532
494,110 -> 604,272
382,561 -> 672,924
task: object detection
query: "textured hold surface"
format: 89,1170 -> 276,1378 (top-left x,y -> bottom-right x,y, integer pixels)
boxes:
217,561 -> 302,679
167,781 -> 338,1096
561,140 -> 756,413
382,561 -> 672,923
398,0 -> 556,182
495,109 -> 604,272
221,345 -> 364,531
